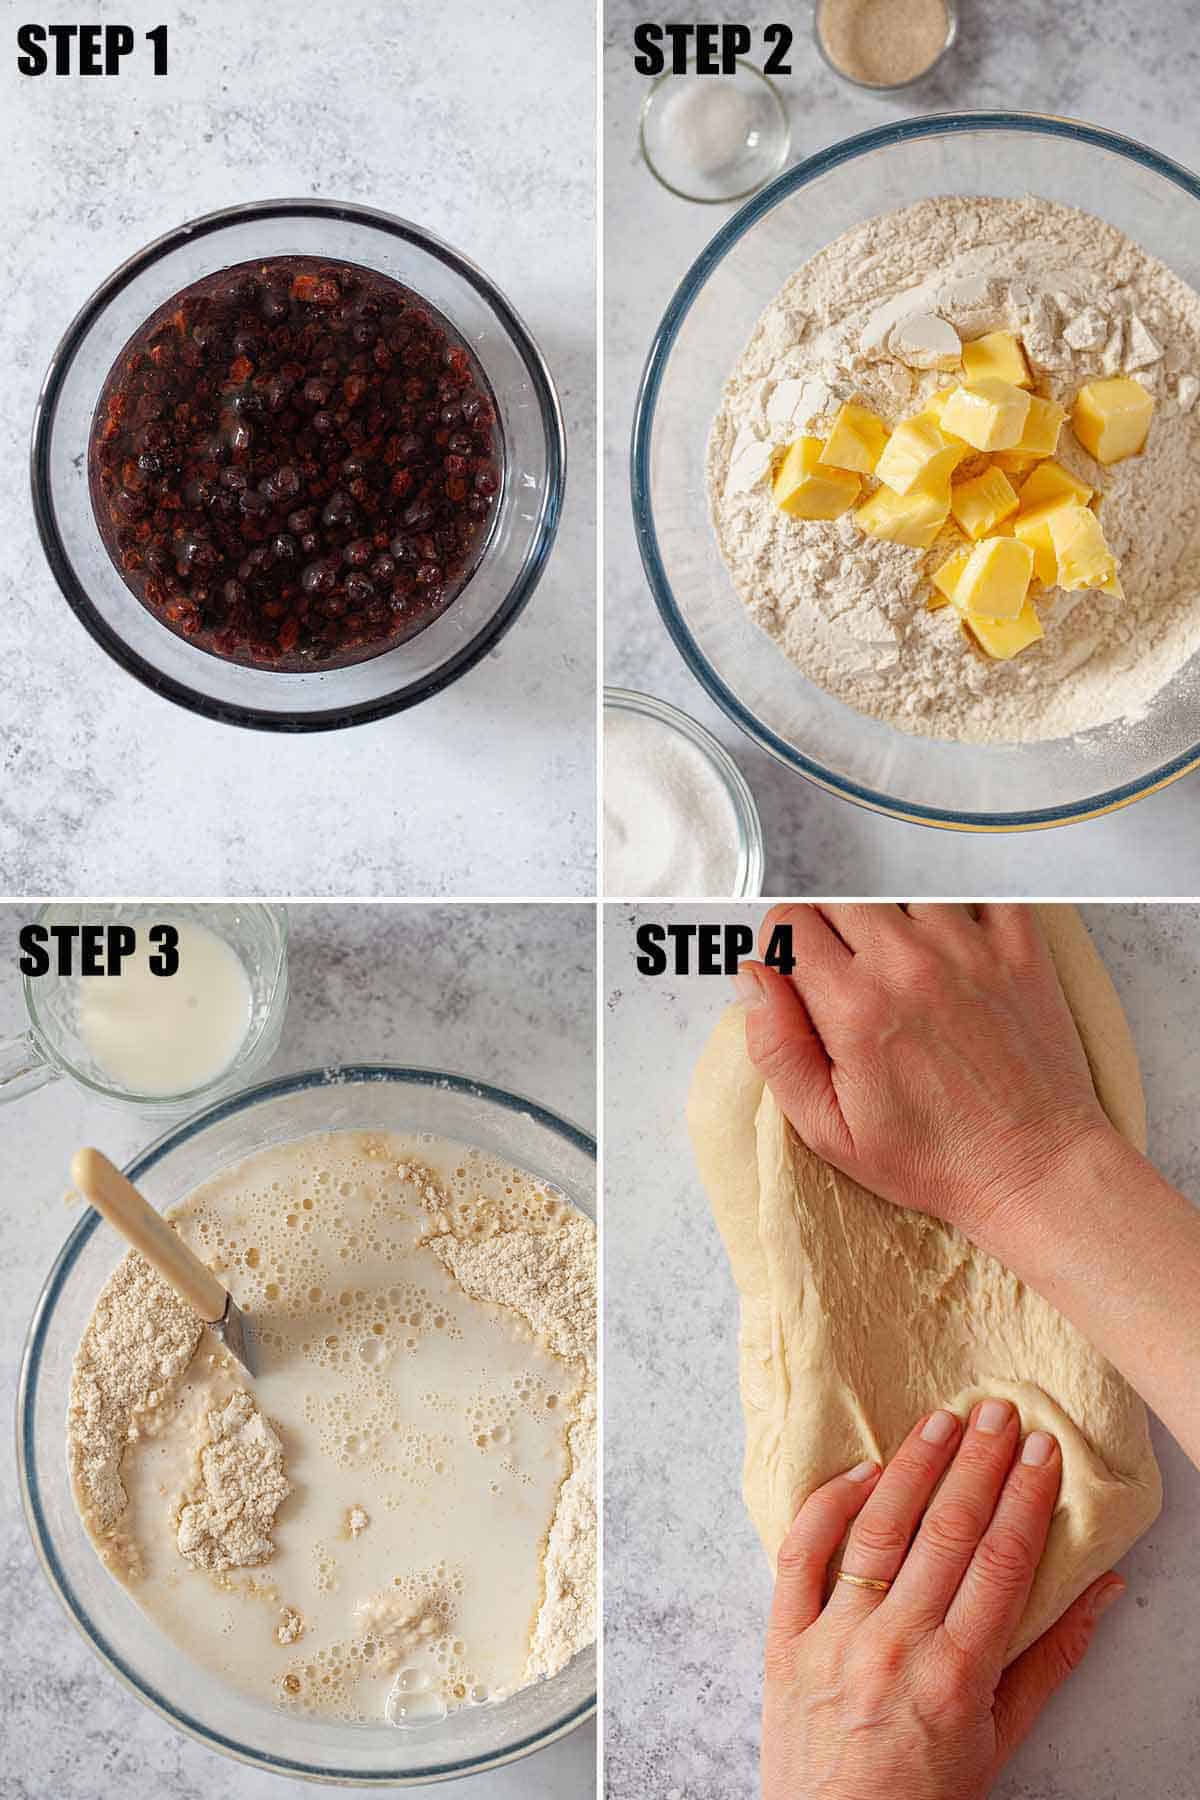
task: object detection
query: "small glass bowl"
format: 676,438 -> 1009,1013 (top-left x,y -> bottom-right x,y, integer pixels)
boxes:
640,61 -> 791,204
813,0 -> 958,93
18,1064 -> 596,1784
31,200 -> 566,733
604,687 -> 765,895
1,902 -> 288,1114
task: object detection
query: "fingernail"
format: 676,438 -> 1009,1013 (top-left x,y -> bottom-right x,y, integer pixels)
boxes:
731,967 -> 765,1009
921,1409 -> 958,1445
1021,1431 -> 1057,1467
1092,1580 -> 1124,1618
845,1459 -> 878,1483
976,1399 -> 1012,1435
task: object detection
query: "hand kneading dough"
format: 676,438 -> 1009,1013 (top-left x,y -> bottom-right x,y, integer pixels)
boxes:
688,905 -> 1161,1661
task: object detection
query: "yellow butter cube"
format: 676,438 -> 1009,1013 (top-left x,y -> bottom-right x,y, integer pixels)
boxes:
991,450 -> 1041,479
1098,568 -> 1125,599
874,417 -> 964,496
963,600 -> 1044,660
818,403 -> 890,475
1018,459 -> 1093,512
962,330 -> 1033,390
918,387 -> 971,443
1013,499 -> 1078,587
940,379 -> 1032,452
929,545 -> 972,609
855,485 -> 950,550
954,536 -> 1035,622
772,436 -> 861,519
1013,393 -> 1067,459
1047,502 -> 1118,590
950,465 -> 1020,540
1071,377 -> 1155,464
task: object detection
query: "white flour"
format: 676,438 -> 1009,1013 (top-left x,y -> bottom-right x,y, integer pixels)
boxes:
708,195 -> 1200,743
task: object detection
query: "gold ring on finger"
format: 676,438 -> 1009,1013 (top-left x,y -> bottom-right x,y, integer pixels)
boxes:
835,1570 -> 892,1593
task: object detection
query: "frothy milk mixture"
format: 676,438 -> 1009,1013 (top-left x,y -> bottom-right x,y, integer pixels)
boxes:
68,1131 -> 597,1725
77,917 -> 252,1095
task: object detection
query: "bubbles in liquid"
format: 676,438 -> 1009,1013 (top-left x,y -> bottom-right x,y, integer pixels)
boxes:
155,1128 -> 592,1726
385,1684 -> 449,1728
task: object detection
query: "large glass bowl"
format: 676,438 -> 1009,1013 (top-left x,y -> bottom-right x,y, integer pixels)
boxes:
18,1066 -> 595,1785
32,201 -> 566,733
632,114 -> 1200,830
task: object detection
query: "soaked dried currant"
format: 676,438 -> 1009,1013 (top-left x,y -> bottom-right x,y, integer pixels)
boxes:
89,255 -> 502,670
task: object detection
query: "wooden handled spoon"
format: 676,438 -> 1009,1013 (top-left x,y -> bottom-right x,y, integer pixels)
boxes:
71,1147 -> 258,1376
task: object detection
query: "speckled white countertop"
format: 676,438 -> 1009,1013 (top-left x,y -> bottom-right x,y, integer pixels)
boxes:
0,0 -> 594,897
604,0 -> 1200,896
604,903 -> 1200,1797
0,901 -> 596,1798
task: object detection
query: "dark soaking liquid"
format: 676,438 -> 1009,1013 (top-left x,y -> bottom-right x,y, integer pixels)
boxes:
89,256 -> 503,671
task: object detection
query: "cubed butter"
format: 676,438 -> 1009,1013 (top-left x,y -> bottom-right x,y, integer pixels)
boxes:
954,536 -> 1035,622
772,436 -> 861,519
854,485 -> 950,550
950,465 -> 1020,540
1047,502 -> 1118,590
929,545 -> 972,609
818,402 -> 890,475
991,450 -> 1041,479
1071,377 -> 1155,464
1018,459 -> 1093,512
1012,393 -> 1067,459
962,330 -> 1033,389
940,379 -> 1032,452
875,416 -> 964,496
1013,499 -> 1078,587
918,387 -> 971,444
963,600 -> 1045,660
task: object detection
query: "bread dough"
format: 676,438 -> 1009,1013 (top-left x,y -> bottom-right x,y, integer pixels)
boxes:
688,905 -> 1161,1660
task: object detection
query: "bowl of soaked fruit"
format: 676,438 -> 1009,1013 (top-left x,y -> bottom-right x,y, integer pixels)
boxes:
32,200 -> 565,731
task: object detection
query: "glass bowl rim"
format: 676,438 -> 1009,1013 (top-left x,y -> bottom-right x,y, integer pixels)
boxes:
630,110 -> 1200,832
31,198 -> 567,735
17,1061 -> 597,1785
639,57 -> 792,205
21,901 -> 289,1108
603,684 -> 765,894
811,0 -> 958,93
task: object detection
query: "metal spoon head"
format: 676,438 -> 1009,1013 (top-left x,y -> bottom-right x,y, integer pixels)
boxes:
210,1294 -> 259,1378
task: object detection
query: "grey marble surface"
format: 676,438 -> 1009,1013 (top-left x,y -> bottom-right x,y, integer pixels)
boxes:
0,0 -> 594,898
0,901 -> 596,1798
604,0 -> 1200,896
604,903 -> 1200,1797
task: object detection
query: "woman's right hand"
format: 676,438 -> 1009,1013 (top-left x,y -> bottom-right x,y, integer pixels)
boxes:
762,1401 -> 1123,1800
734,903 -> 1122,1243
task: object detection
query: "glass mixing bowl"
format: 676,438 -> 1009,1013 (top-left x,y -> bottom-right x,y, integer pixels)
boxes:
18,1066 -> 596,1785
632,114 -> 1200,830
32,201 -> 566,732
